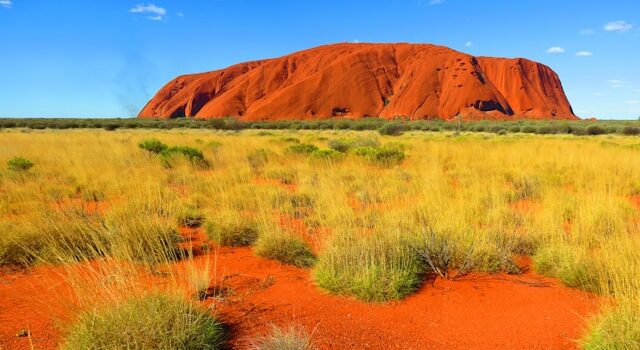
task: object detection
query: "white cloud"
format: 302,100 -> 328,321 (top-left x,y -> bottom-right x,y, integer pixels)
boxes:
465,41 -> 473,47
579,29 -> 594,35
177,12 -> 184,17
429,0 -> 444,5
351,39 -> 361,43
130,3 -> 167,21
576,51 -> 593,57
546,46 -> 565,54
593,92 -> 605,96
625,100 -> 640,105
604,20 -> 632,32
608,80 -> 627,88
0,0 -> 12,9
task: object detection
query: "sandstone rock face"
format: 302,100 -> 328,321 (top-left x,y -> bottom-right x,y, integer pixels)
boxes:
139,43 -> 576,121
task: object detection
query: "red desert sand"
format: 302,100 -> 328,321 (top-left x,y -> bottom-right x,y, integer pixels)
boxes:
0,240 -> 599,350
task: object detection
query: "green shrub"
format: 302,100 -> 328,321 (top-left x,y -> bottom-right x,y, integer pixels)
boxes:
7,157 -> 34,172
621,126 -> 640,136
286,143 -> 319,154
587,125 -> 607,135
378,122 -> 404,136
204,214 -> 259,246
160,146 -> 209,168
537,125 -> 554,135
310,149 -> 343,161
62,293 -> 226,350
139,139 -> 168,154
254,325 -> 315,350
328,137 -> 380,153
521,125 -> 537,133
254,230 -> 315,268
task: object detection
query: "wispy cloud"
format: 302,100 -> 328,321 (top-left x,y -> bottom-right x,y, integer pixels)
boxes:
608,79 -> 627,88
176,12 -> 184,18
130,3 -> 167,21
546,46 -> 565,54
576,51 -> 593,57
351,39 -> 361,43
579,28 -> 594,35
465,41 -> 473,48
604,20 -> 632,32
0,0 -> 12,9
429,0 -> 445,4
624,100 -> 640,105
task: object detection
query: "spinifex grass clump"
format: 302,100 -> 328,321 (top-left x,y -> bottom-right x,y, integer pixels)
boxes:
254,325 -> 316,350
247,148 -> 271,174
204,212 -> 259,246
104,205 -> 185,265
314,230 -> 422,302
254,228 -> 315,268
177,208 -> 205,228
62,293 -> 226,350
0,209 -> 104,266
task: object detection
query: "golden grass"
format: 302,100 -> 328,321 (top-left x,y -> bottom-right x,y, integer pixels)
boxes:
1,128 -> 640,348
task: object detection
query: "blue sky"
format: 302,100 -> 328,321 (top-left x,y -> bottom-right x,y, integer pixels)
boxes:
0,0 -> 638,119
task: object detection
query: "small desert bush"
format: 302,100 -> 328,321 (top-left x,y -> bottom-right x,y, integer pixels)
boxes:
254,325 -> 316,350
160,146 -> 209,168
378,122 -> 404,136
62,293 -> 226,350
286,143 -> 319,155
353,146 -> 405,166
587,125 -> 607,135
327,137 -> 379,153
310,149 -> 343,161
254,229 -> 315,268
314,230 -> 422,302
620,126 -> 640,136
204,212 -> 259,246
138,138 -> 168,154
408,229 -> 474,279
7,157 -> 34,172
